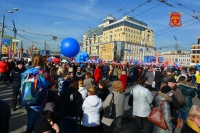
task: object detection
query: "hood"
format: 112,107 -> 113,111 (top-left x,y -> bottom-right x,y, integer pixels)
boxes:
76,72 -> 85,77
79,87 -> 86,92
177,81 -> 197,89
85,95 -> 101,107
155,91 -> 172,102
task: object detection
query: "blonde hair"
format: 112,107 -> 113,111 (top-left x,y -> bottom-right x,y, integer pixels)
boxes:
188,105 -> 200,121
57,67 -> 64,75
87,86 -> 96,95
32,54 -> 44,68
112,81 -> 123,93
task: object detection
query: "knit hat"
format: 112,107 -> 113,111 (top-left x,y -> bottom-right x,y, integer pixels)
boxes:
161,86 -> 172,94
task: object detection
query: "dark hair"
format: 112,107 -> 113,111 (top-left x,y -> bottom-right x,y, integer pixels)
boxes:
186,76 -> 192,82
177,76 -> 186,82
99,79 -> 108,88
70,80 -> 79,90
136,77 -> 147,86
41,110 -> 55,122
109,115 -> 141,133
85,72 -> 92,78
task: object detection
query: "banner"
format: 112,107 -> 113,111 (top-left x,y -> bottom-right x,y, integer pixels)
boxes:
1,38 -> 11,45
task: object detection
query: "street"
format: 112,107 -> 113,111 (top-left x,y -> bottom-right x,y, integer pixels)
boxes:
0,83 -> 199,133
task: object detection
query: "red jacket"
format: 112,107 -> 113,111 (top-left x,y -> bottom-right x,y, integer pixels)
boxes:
119,74 -> 128,92
94,67 -> 102,84
0,61 -> 8,73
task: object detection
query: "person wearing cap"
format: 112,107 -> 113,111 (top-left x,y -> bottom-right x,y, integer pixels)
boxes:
10,61 -> 26,111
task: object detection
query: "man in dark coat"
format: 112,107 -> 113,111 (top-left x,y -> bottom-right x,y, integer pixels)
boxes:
10,61 -> 26,111
154,68 -> 163,91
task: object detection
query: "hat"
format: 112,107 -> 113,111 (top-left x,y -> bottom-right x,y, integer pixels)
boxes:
16,61 -> 23,65
161,86 -> 172,94
168,77 -> 176,83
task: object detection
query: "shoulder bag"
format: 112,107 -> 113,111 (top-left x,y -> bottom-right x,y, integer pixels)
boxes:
147,100 -> 168,130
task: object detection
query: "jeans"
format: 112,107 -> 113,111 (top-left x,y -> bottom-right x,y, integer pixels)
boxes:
155,83 -> 161,91
60,117 -> 79,133
178,111 -> 188,121
135,116 -> 152,133
25,107 -> 43,133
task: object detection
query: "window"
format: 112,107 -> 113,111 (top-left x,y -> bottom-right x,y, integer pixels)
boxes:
110,35 -> 112,42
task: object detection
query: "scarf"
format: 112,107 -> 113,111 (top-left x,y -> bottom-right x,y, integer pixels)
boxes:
187,119 -> 200,133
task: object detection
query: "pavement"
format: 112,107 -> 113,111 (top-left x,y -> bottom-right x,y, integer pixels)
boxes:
0,82 -> 200,133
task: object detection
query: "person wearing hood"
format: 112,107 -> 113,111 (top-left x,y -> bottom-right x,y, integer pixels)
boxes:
176,77 -> 197,128
81,86 -> 102,133
78,79 -> 88,100
75,67 -> 85,81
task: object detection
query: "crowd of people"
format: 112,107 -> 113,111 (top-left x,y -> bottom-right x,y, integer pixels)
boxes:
0,55 -> 200,133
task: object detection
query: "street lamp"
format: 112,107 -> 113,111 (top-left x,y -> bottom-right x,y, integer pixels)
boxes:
0,8 -> 19,60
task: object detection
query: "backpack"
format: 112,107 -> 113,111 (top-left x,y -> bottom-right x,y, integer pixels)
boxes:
103,92 -> 116,119
20,68 -> 51,108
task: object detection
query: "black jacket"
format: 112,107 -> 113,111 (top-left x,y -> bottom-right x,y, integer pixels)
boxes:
180,123 -> 198,133
97,87 -> 110,102
60,87 -> 82,117
10,67 -> 26,89
155,71 -> 163,83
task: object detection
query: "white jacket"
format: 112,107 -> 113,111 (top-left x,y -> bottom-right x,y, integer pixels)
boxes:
130,84 -> 153,117
78,87 -> 88,100
81,95 -> 102,127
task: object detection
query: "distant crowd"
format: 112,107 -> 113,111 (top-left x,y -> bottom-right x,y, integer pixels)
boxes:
0,55 -> 200,133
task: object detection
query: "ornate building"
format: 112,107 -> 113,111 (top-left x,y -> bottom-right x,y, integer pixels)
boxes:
190,37 -> 200,65
82,15 -> 155,61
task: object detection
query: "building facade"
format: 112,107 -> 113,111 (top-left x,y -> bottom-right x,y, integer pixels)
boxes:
82,15 -> 155,61
161,51 -> 190,66
190,37 -> 200,65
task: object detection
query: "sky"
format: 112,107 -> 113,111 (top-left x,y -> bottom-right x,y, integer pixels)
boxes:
0,0 -> 200,52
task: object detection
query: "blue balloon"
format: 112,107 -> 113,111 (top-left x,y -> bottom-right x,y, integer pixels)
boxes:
60,38 -> 80,57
